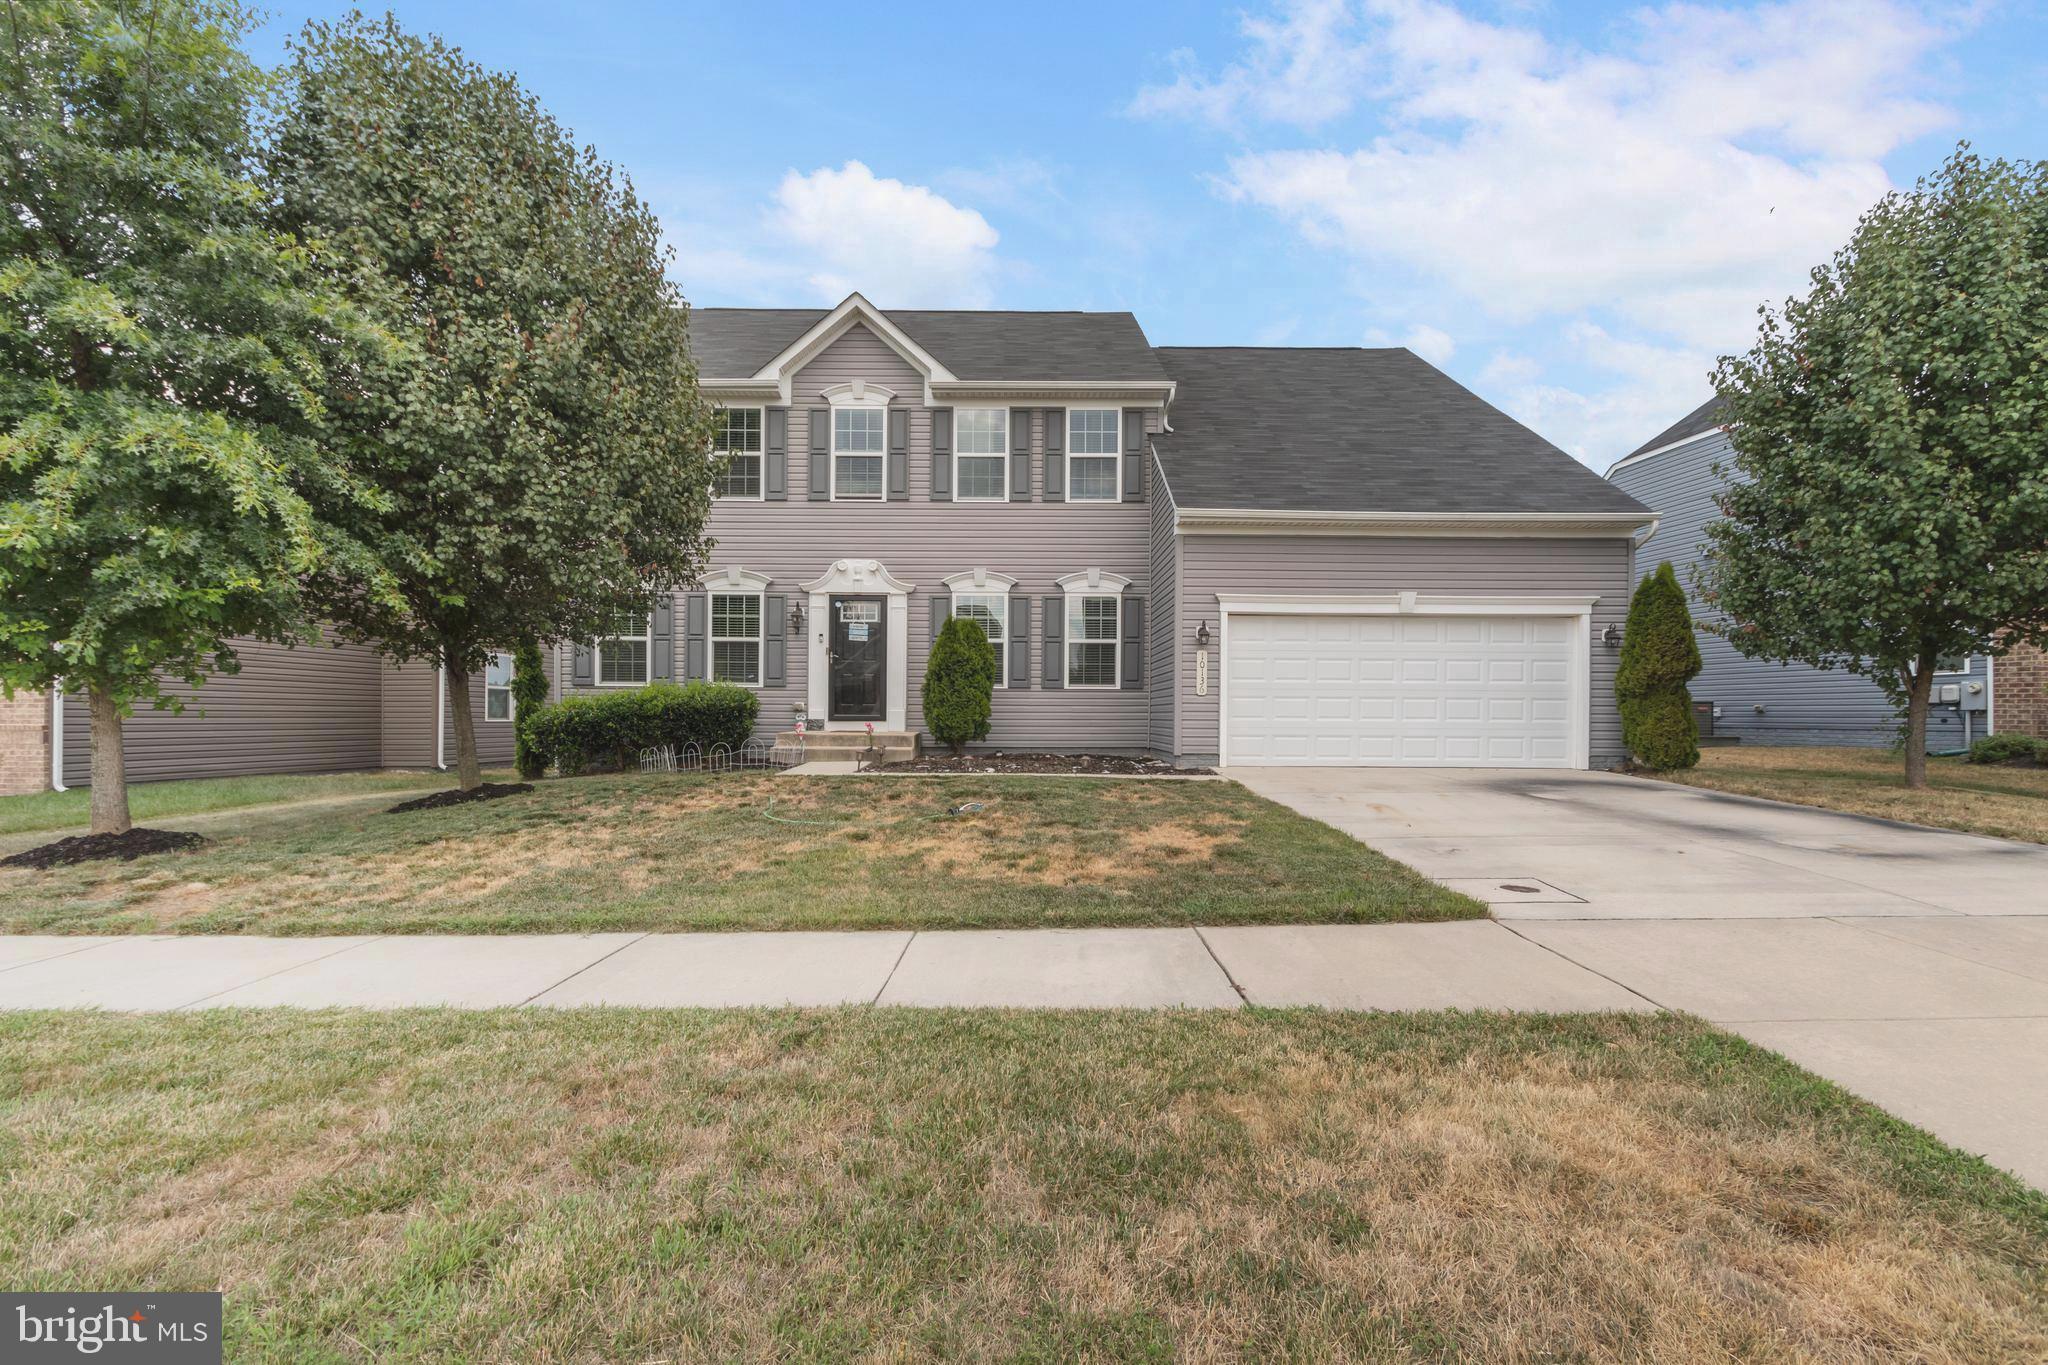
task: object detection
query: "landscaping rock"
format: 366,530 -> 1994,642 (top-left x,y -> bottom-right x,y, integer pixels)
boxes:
1,828 -> 208,869
386,782 -> 534,814
885,753 -> 1209,776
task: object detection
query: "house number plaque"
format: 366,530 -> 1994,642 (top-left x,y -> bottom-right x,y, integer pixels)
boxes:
1196,649 -> 1209,696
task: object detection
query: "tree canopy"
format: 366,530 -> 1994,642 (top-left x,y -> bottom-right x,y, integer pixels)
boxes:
1704,147 -> 2048,786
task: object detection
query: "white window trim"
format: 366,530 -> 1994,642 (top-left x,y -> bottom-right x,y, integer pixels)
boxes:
1210,592 -> 1597,771
1056,569 -> 1130,690
1063,406 -> 1122,503
709,590 -> 765,689
944,569 -> 1019,691
594,615 -> 652,688
825,385 -> 892,503
484,652 -> 516,722
953,406 -> 1010,503
712,405 -> 766,501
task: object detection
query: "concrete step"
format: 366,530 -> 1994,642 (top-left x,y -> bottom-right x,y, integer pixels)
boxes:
776,730 -> 919,758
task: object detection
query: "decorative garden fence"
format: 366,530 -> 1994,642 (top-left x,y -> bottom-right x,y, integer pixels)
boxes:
640,736 -> 803,774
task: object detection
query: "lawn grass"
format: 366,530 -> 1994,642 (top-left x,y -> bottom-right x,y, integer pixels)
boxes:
1649,745 -> 2048,843
0,772 -> 1481,934
0,768 -> 491,837
2,1008 -> 2041,1361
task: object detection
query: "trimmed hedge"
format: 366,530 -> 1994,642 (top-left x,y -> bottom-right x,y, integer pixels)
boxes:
1616,562 -> 1703,770
517,682 -> 759,776
1965,733 -> 2046,767
923,615 -> 997,755
510,638 -> 550,779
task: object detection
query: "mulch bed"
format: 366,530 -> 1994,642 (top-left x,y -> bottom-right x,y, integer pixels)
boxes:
1,827 -> 209,870
386,782 -> 534,814
885,753 -> 1210,776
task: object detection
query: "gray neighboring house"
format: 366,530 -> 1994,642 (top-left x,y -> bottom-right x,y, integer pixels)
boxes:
1609,398 -> 1997,750
555,293 -> 1656,769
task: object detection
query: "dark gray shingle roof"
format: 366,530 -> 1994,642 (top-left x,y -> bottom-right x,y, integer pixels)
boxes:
1154,347 -> 1651,516
1626,396 -> 1729,458
687,307 -> 1167,383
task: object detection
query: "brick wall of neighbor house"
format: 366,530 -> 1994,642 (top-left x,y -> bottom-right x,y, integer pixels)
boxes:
0,689 -> 49,795
2001,640 -> 2048,740
555,322 -> 1163,753
1170,535 -> 1636,768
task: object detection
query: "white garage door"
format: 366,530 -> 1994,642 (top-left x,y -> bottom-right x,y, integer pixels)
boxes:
1225,614 -> 1579,767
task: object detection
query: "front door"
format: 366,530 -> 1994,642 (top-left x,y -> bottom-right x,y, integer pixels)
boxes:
829,596 -> 887,722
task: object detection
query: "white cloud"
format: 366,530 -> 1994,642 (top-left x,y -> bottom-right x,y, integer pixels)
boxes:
1129,0 -> 1372,128
1364,321 -> 1455,365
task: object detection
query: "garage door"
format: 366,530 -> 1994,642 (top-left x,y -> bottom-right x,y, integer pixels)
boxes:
1225,614 -> 1578,767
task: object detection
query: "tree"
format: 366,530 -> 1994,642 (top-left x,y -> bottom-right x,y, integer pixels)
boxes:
1615,563 -> 1702,770
269,17 -> 717,792
0,0 -> 384,836
510,637 -> 548,779
1704,148 -> 2048,788
923,616 -> 997,756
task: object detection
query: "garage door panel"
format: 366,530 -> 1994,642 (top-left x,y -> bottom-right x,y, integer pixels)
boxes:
1225,612 -> 1580,769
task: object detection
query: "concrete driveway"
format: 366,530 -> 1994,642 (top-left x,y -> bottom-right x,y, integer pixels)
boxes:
1233,766 -> 2048,1189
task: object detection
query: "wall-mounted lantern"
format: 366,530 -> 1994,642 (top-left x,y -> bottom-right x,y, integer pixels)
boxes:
788,602 -> 806,634
1600,623 -> 1622,647
1195,620 -> 1212,647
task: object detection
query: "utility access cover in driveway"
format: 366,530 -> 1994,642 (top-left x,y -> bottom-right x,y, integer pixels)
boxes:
1438,878 -> 1585,905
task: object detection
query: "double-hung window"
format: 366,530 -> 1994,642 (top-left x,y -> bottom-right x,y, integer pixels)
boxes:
711,593 -> 763,685
955,408 -> 1008,501
713,408 -> 763,499
1067,595 -> 1120,687
596,613 -> 651,686
832,406 -> 886,499
1067,409 -> 1121,502
952,592 -> 1007,687
484,652 -> 515,720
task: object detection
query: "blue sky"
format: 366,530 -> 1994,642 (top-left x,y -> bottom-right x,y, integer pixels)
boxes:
246,2 -> 2047,466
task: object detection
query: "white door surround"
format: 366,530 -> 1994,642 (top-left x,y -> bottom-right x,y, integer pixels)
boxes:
802,559 -> 915,732
1215,593 -> 1598,769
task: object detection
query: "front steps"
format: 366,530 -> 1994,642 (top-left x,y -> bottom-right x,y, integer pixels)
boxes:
776,730 -> 920,764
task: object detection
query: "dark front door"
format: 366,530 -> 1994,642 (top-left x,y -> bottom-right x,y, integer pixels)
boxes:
829,596 -> 887,721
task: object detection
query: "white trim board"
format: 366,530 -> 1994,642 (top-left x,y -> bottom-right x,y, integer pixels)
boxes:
1215,593 -> 1597,771
1175,508 -> 1657,538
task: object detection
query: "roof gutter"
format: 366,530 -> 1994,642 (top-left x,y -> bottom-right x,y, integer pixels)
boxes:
1173,508 -> 1659,538
1605,422 -> 1732,477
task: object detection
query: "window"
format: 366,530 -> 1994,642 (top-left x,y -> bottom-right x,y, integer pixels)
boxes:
1067,409 -> 1121,502
711,593 -> 762,685
596,613 -> 650,686
1067,595 -> 1120,687
832,406 -> 886,499
1935,654 -> 1972,675
953,592 -> 1007,687
484,652 -> 515,720
955,408 -> 1008,501
713,407 -> 763,499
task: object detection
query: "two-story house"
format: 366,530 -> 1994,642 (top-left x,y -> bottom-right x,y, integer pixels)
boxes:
557,293 -> 1656,769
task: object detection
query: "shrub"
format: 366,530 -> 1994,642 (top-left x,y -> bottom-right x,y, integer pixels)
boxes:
1616,562 -> 1703,770
517,682 -> 758,775
510,638 -> 550,779
1965,733 -> 2046,767
923,615 -> 998,755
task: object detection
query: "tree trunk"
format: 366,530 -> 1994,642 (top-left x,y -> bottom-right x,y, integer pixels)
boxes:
1902,657 -> 1934,790
444,652 -> 483,791
950,740 -> 964,757
86,686 -> 133,836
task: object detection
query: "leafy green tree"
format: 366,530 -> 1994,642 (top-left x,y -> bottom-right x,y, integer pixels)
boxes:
0,0 -> 385,836
924,616 -> 997,756
1615,563 -> 1703,770
510,637 -> 549,779
1705,148 -> 2048,788
270,17 -> 717,792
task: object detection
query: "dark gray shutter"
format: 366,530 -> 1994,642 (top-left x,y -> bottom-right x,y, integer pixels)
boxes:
1009,407 -> 1031,502
808,408 -> 829,500
1121,596 -> 1144,690
1042,407 -> 1065,501
1123,408 -> 1146,503
684,593 -> 708,680
571,642 -> 594,687
887,409 -> 909,501
1008,593 -> 1031,689
764,594 -> 786,687
1042,595 -> 1064,688
651,596 -> 676,680
764,406 -> 788,500
929,594 -> 950,647
929,407 -> 952,501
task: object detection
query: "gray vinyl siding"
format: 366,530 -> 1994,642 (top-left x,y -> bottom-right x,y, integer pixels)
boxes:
59,628 -> 387,786
557,325 -> 1160,752
1172,535 -> 1635,767
380,661 -> 439,769
1148,453 -> 1178,756
1614,433 -> 1991,750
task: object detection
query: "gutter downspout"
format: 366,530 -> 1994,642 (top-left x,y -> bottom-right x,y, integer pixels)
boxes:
435,665 -> 448,771
49,684 -> 65,792
1985,654 -> 1996,737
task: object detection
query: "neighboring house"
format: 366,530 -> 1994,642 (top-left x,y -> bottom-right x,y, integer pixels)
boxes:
1609,397 -> 2038,749
1,638 -> 517,794
553,292 -> 1656,769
